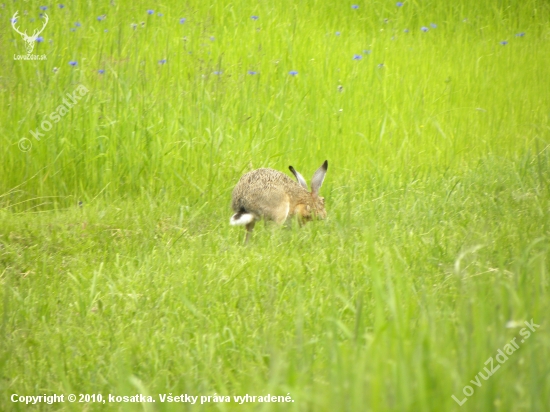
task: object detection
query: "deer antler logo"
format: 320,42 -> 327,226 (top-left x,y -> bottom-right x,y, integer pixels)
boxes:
11,11 -> 49,55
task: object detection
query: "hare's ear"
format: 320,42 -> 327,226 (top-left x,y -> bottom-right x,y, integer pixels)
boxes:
289,166 -> 308,190
311,160 -> 328,196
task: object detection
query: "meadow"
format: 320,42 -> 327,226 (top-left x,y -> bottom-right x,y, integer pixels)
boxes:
1,0 -> 549,411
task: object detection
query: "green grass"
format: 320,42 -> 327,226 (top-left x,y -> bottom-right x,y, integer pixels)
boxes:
1,0 -> 549,411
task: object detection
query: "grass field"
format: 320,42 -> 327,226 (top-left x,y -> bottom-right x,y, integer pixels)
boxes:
1,0 -> 549,411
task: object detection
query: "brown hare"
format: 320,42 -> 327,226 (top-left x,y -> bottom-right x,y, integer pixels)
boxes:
230,160 -> 328,242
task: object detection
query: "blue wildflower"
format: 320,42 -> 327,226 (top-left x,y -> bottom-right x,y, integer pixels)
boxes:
213,71 -> 222,75
500,40 -> 508,45
251,15 -> 259,20
97,15 -> 106,21
179,18 -> 186,24
98,69 -> 105,74
10,18 -> 17,23
403,28 -> 409,33
421,26 -> 428,32
69,60 -> 77,66
59,4 -> 64,8
335,31 -> 341,36
248,71 -> 257,75
158,59 -> 167,64
36,36 -> 44,43
75,22 -> 81,27
353,54 -> 362,60
396,2 -> 403,6
352,5 -> 359,9
147,10 -> 154,15
515,32 -> 525,37
289,70 -> 298,76
430,23 -> 437,28
40,6 -> 48,11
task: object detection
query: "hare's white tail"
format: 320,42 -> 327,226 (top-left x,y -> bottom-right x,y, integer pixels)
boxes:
230,212 -> 255,226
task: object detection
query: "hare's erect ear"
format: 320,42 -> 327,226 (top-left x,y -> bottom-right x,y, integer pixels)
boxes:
289,166 -> 308,189
311,160 -> 328,196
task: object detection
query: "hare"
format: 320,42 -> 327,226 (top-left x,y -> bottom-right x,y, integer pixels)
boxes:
230,160 -> 328,242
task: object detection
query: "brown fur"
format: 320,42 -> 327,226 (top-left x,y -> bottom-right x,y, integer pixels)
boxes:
231,162 -> 328,240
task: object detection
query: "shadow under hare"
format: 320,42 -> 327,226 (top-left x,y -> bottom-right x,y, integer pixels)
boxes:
230,160 -> 328,242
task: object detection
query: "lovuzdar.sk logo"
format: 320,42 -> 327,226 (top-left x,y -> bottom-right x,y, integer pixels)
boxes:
11,11 -> 48,61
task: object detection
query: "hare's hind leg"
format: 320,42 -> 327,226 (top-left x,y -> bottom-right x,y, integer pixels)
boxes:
245,221 -> 256,243
271,199 -> 290,225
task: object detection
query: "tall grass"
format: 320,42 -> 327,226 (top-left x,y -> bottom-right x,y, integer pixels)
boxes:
1,0 -> 549,411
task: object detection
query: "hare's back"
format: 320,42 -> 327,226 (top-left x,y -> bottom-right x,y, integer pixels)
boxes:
238,168 -> 295,188
232,168 -> 296,211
